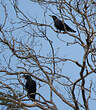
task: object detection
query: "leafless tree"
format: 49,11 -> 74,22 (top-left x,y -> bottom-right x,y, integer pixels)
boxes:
0,0 -> 96,110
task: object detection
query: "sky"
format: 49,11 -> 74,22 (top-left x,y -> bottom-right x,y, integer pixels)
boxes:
0,0 -> 96,110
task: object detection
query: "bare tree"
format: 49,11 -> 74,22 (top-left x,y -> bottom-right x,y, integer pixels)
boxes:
0,0 -> 96,110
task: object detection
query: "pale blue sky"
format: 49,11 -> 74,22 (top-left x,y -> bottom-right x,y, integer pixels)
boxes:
0,0 -> 96,110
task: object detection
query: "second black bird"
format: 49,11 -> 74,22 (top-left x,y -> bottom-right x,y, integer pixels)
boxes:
50,15 -> 76,33
23,75 -> 36,101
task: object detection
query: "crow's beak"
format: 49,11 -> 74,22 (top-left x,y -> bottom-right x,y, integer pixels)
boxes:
49,15 -> 52,17
22,75 -> 25,78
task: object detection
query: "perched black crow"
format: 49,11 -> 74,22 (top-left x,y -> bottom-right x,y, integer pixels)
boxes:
23,75 -> 36,101
50,15 -> 76,33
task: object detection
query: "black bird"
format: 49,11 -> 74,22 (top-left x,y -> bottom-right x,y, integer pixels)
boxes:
23,75 -> 36,101
50,15 -> 76,33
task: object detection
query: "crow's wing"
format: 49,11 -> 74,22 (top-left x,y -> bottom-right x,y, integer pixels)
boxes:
54,19 -> 65,31
26,80 -> 36,92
